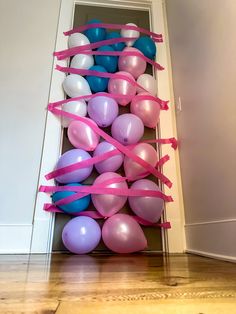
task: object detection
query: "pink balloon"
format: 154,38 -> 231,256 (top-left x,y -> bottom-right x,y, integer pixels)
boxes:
118,47 -> 146,79
102,214 -> 147,253
92,172 -> 128,217
111,113 -> 144,145
68,119 -> 100,151
130,92 -> 161,128
93,141 -> 124,174
124,143 -> 158,179
128,179 -> 164,223
108,71 -> 136,106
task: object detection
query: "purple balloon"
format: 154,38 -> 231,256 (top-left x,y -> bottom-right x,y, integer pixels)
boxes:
111,113 -> 144,145
55,149 -> 93,183
128,179 -> 164,223
93,141 -> 124,174
88,94 -> 119,127
62,216 -> 101,254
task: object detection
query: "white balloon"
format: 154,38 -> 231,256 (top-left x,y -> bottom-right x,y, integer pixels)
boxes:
121,23 -> 140,47
137,74 -> 157,96
62,74 -> 92,98
70,54 -> 94,70
68,33 -> 90,48
61,100 -> 88,128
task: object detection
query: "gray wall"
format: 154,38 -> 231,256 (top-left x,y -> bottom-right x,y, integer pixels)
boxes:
0,0 -> 60,224
166,0 -> 236,259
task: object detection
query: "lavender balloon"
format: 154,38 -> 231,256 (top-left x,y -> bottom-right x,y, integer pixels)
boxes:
62,217 -> 101,254
88,94 -> 119,127
55,149 -> 93,183
128,179 -> 164,223
111,113 -> 144,145
93,141 -> 124,174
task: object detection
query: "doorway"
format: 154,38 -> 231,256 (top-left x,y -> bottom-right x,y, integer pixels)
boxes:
52,4 -> 163,252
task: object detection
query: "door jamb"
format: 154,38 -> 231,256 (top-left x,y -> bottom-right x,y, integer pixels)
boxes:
31,0 -> 186,254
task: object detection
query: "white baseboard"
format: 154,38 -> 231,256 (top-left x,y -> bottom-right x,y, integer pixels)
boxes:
186,249 -> 236,263
185,219 -> 236,263
0,224 -> 32,254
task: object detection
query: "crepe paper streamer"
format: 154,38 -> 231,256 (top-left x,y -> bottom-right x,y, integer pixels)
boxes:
39,184 -> 173,202
63,23 -> 163,43
43,206 -> 171,229
45,156 -> 170,208
142,138 -> 178,150
48,92 -> 169,111
45,149 -> 120,180
48,106 -> 172,188
54,37 -> 138,58
55,48 -> 164,71
57,65 -> 155,90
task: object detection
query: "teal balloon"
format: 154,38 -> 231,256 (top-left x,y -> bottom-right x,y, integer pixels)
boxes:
51,183 -> 90,214
84,19 -> 106,43
95,45 -> 118,73
106,32 -> 125,51
86,65 -> 108,92
133,36 -> 157,59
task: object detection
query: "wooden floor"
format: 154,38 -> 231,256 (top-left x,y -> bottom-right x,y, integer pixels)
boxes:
0,253 -> 236,313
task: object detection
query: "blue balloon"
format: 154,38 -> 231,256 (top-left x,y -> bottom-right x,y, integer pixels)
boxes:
51,183 -> 90,214
106,32 -> 125,51
86,65 -> 108,92
133,36 -> 157,60
84,19 -> 106,43
95,45 -> 118,73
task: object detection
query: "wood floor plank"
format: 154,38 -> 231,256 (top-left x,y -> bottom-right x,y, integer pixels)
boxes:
56,299 -> 236,314
0,253 -> 236,313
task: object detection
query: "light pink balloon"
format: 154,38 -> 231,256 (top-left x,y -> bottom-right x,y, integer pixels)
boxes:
102,214 -> 147,253
92,172 -> 128,217
128,179 -> 164,223
130,92 -> 161,128
118,47 -> 146,79
108,71 -> 136,106
124,143 -> 158,179
68,119 -> 100,151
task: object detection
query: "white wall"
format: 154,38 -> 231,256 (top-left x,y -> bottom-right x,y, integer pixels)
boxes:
166,0 -> 236,261
0,0 -> 60,228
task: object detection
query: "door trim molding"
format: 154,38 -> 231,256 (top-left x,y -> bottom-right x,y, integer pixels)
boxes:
31,0 -> 186,253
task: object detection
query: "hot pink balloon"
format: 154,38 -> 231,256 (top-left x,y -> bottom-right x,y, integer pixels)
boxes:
111,113 -> 144,145
124,143 -> 158,179
118,47 -> 146,79
130,92 -> 161,128
92,172 -> 128,217
93,141 -> 124,174
68,119 -> 100,151
128,179 -> 164,223
108,71 -> 136,106
102,214 -> 147,253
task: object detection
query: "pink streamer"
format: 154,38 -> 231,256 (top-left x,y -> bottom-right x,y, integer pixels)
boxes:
43,206 -> 170,229
56,49 -> 164,71
63,23 -> 163,43
48,106 -> 173,188
54,37 -> 137,58
48,92 -> 169,111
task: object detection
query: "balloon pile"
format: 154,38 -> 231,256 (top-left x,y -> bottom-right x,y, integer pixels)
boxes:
40,20 -> 176,255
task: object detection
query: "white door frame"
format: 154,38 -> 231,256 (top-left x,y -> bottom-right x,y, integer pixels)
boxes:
31,0 -> 186,253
